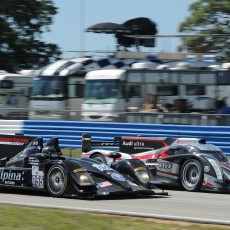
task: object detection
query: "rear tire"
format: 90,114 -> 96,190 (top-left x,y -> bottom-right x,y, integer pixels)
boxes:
46,165 -> 67,197
91,153 -> 106,163
180,159 -> 203,192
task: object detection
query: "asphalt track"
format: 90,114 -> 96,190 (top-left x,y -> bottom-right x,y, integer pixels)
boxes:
0,188 -> 229,226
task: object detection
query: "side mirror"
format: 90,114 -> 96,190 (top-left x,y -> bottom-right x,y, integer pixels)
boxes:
108,152 -> 122,161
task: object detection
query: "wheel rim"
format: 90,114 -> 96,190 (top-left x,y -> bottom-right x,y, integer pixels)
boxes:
48,167 -> 66,195
182,162 -> 201,188
92,156 -> 104,163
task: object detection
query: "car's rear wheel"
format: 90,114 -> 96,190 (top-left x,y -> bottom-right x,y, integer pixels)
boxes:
91,153 -> 106,163
180,159 -> 203,192
46,165 -> 67,197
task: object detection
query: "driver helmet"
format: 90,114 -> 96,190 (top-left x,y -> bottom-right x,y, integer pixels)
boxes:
42,146 -> 57,155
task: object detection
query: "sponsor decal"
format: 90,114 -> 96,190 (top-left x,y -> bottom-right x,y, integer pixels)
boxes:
134,167 -> 145,172
5,181 -> 15,185
32,165 -> 39,173
134,141 -> 144,147
73,168 -> 85,173
92,164 -> 112,171
158,161 -> 172,169
82,137 -> 91,141
111,172 -> 126,181
28,157 -> 40,165
0,168 -> 22,182
0,137 -> 29,145
157,161 -> 180,179
98,181 -> 112,188
122,140 -> 145,147
175,138 -> 199,144
122,141 -> 133,146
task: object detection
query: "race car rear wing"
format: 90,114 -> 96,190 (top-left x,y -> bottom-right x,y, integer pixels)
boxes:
82,134 -> 121,153
82,133 -> 175,154
0,133 -> 37,159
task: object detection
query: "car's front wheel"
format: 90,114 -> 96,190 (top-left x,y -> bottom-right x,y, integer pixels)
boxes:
180,159 -> 203,192
91,153 -> 106,163
46,165 -> 67,197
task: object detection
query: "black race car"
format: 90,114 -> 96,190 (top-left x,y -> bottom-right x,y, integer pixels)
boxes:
0,134 -> 167,199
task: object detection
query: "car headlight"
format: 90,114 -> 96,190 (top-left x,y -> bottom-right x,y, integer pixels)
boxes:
74,172 -> 95,186
135,170 -> 150,184
206,158 -> 223,180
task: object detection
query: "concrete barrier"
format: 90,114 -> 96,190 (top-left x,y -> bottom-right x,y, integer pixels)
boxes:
0,120 -> 23,134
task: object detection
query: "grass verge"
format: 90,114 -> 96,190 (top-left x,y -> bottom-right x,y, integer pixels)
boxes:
0,204 -> 229,230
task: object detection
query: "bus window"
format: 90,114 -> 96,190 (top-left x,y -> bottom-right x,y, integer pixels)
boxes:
186,85 -> 205,95
129,85 -> 141,98
157,85 -> 178,96
6,95 -> 18,106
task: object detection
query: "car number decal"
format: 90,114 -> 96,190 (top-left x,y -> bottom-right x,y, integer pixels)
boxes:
32,175 -> 44,187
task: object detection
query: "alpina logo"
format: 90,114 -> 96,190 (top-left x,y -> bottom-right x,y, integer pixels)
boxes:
0,168 -> 22,182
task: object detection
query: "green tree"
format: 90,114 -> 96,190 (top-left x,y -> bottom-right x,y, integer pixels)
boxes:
178,0 -> 230,62
0,0 -> 62,73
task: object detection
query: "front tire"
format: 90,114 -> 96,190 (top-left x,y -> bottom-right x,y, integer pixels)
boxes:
91,153 -> 106,163
180,159 -> 203,192
46,165 -> 67,197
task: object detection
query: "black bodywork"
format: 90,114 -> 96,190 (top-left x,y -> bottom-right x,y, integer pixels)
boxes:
0,134 -> 167,199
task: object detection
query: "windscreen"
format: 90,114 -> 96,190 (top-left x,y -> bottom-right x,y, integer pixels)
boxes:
84,79 -> 120,104
31,76 -> 65,100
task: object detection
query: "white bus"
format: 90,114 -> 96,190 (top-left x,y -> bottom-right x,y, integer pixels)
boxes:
0,70 -> 33,119
81,68 -> 230,121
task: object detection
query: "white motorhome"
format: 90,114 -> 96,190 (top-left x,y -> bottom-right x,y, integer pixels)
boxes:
28,55 -> 166,120
0,70 -> 33,119
28,52 -> 222,121
81,68 -> 230,121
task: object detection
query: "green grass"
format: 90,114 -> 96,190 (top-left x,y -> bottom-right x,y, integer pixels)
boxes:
61,149 -> 82,158
0,204 -> 229,230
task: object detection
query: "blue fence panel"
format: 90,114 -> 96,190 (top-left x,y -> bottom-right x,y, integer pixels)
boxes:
23,120 -> 230,156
